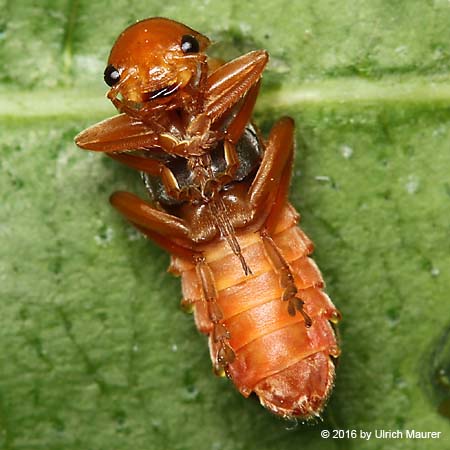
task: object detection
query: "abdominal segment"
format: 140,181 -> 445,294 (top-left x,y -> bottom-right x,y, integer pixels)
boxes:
172,204 -> 340,419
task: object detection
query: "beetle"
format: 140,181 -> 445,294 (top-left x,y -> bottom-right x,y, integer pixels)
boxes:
75,17 -> 341,419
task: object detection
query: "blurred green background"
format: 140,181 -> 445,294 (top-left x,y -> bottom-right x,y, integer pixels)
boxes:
1,1 -> 450,449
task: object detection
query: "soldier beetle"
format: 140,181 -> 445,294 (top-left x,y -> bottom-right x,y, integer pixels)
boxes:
75,17 -> 341,419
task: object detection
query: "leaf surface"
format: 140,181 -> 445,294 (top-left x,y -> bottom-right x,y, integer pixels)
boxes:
1,1 -> 450,449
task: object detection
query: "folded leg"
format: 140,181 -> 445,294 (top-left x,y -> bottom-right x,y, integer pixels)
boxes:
110,191 -> 196,257
248,117 -> 295,223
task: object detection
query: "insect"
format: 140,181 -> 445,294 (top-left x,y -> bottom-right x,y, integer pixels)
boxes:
75,17 -> 341,419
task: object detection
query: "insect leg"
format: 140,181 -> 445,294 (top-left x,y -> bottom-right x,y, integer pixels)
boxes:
224,81 -> 261,145
263,152 -> 294,234
108,156 -> 194,202
107,152 -> 163,175
195,256 -> 235,375
248,116 -> 295,221
260,231 -> 312,326
75,113 -> 161,152
205,50 -> 268,125
216,81 -> 262,184
215,141 -> 240,184
110,191 -> 192,244
248,117 -> 311,324
133,225 -> 198,260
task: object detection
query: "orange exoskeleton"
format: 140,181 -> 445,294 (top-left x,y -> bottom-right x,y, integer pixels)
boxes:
75,17 -> 341,419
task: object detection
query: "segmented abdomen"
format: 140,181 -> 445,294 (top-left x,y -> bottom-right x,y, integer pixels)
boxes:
170,204 -> 340,419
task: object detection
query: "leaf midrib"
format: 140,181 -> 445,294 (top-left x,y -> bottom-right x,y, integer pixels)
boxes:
1,74 -> 450,120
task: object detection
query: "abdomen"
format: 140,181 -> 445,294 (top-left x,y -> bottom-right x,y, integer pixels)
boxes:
171,204 -> 340,419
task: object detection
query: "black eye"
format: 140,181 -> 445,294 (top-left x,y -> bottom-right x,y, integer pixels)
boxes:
181,35 -> 199,53
104,64 -> 120,87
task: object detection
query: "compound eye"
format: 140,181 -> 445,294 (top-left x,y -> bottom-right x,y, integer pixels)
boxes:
104,64 -> 120,87
181,35 -> 200,53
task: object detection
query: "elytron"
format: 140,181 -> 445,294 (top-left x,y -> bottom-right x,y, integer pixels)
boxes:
75,17 -> 341,419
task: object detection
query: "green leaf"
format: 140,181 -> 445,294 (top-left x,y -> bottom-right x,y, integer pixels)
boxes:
1,1 -> 450,449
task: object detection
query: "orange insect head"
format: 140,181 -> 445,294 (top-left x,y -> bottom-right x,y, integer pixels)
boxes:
104,17 -> 211,107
